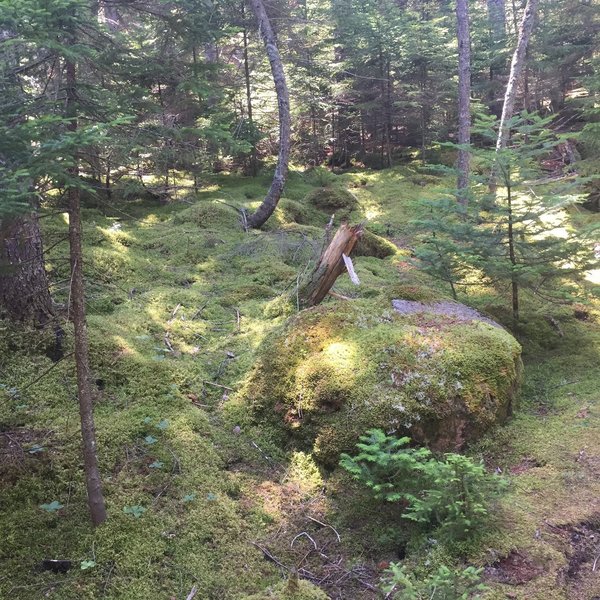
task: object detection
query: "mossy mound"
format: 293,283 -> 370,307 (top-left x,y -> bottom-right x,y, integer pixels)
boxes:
277,198 -> 312,225
354,229 -> 397,258
174,200 -> 241,229
242,579 -> 329,599
305,186 -> 358,214
237,299 -> 522,466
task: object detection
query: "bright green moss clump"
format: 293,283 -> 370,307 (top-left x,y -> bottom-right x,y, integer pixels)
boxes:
304,186 -> 358,214
354,229 -> 397,258
237,299 -> 522,466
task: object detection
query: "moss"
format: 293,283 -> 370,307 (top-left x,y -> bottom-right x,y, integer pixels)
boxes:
354,229 -> 397,259
236,299 -> 522,466
304,186 -> 358,214
173,200 -> 241,229
242,578 -> 329,599
276,198 -> 312,225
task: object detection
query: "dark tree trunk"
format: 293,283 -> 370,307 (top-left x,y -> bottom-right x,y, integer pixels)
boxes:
456,0 -> 472,204
0,211 -> 54,325
245,0 -> 291,229
65,57 -> 107,527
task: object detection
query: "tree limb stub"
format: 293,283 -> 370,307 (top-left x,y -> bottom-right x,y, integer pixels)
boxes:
299,223 -> 364,308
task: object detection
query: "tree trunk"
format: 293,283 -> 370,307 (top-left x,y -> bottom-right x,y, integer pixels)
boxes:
487,0 -> 507,118
242,2 -> 258,177
495,0 -> 539,152
490,0 -> 539,191
456,0 -> 471,204
0,211 -> 54,325
66,57 -> 107,527
506,182 -> 519,323
245,0 -> 291,229
299,223 -> 363,308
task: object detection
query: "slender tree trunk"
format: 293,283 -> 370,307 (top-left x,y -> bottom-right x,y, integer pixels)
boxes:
506,181 -> 519,323
245,0 -> 291,229
0,211 -> 54,325
495,0 -> 539,152
65,57 -> 107,527
456,0 -> 472,204
385,58 -> 392,168
487,0 -> 506,117
242,3 -> 258,177
490,0 -> 539,191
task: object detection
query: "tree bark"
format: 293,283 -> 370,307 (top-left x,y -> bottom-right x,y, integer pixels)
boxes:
487,0 -> 507,118
299,223 -> 363,308
242,3 -> 258,177
490,0 -> 538,192
495,0 -> 539,152
455,0 -> 471,204
66,57 -> 107,527
245,0 -> 291,229
0,211 -> 54,325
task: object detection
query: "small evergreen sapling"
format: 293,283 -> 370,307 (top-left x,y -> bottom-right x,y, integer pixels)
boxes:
340,429 -> 506,543
413,112 -> 598,321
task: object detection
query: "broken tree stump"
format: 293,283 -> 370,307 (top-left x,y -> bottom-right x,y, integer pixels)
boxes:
299,222 -> 364,308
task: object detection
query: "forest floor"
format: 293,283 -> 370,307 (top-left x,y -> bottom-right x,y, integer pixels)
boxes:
0,164 -> 598,599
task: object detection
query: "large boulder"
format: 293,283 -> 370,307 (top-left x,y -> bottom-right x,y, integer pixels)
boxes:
238,299 -> 522,466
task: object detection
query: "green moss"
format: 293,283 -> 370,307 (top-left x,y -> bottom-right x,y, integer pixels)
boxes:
3,167 -> 597,600
242,578 -> 329,599
174,200 -> 241,229
276,198 -> 312,225
304,186 -> 358,214
236,299 -> 522,466
354,229 -> 397,258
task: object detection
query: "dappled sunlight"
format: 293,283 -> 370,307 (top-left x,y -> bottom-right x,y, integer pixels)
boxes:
322,340 -> 357,372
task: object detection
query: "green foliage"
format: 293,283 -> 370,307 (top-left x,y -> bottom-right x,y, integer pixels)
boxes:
123,505 -> 146,518
340,429 -> 506,542
414,112 -> 599,315
381,563 -> 487,600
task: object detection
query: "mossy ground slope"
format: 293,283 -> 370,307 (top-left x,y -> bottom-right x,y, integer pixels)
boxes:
0,164 -> 598,599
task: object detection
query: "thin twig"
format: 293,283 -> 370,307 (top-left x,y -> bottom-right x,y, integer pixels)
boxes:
291,532 -> 318,550
101,562 -> 115,598
202,381 -> 233,391
185,585 -> 198,600
306,516 -> 341,542
250,542 -> 289,571
20,352 -> 74,392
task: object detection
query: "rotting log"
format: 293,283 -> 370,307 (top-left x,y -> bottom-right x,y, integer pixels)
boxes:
299,223 -> 363,308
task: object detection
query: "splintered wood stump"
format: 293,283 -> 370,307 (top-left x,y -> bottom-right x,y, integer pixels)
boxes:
299,223 -> 363,308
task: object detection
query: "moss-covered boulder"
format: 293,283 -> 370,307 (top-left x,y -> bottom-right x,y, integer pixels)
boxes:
242,579 -> 329,599
237,299 -> 522,466
305,186 -> 358,214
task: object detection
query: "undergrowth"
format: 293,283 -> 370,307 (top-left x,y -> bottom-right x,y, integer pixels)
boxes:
0,164 -> 598,599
